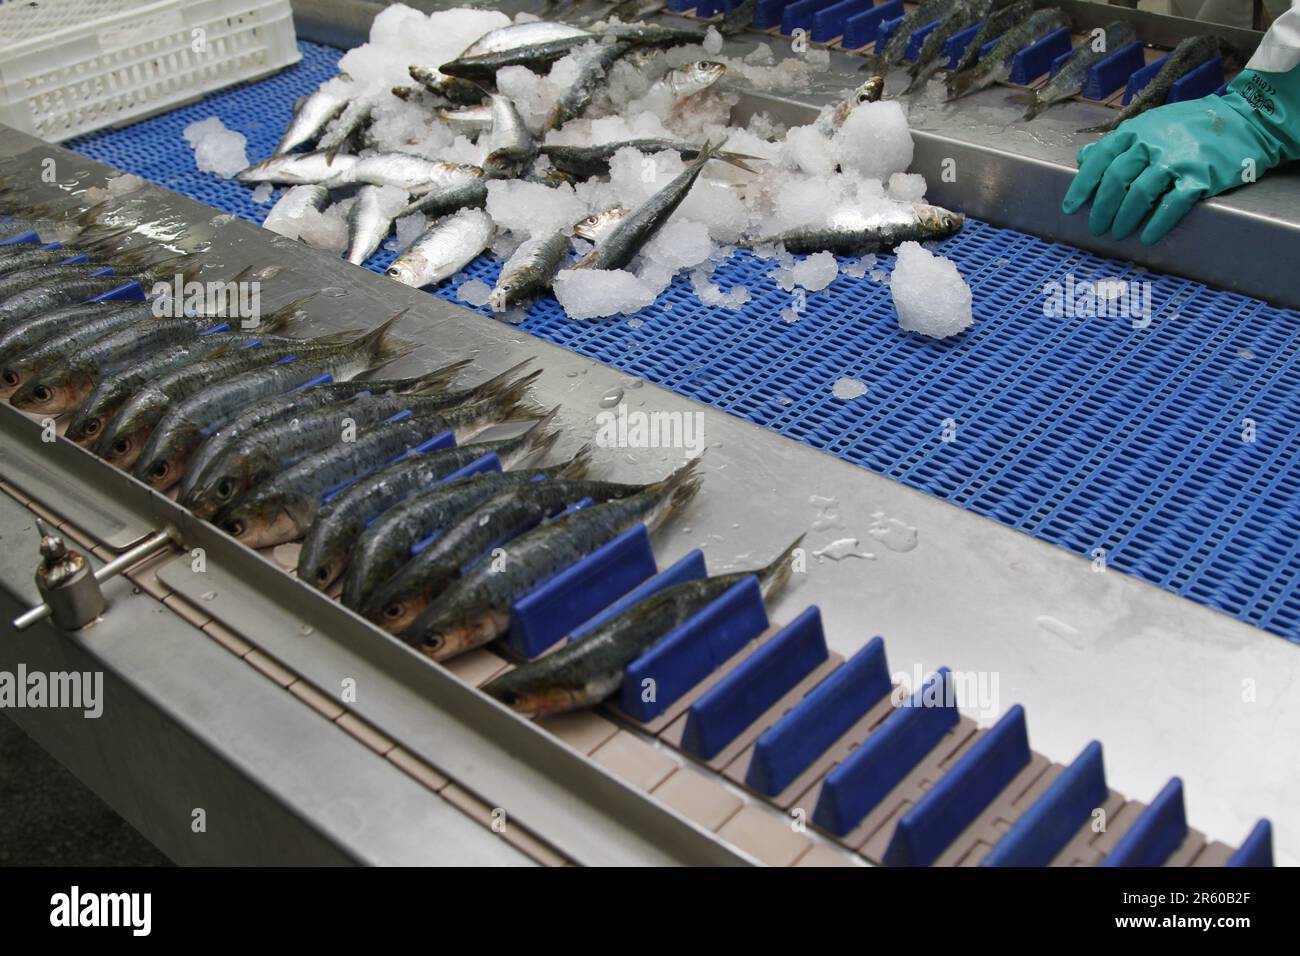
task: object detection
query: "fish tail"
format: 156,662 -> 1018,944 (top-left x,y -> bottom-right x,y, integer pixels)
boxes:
716,151 -> 762,174
394,358 -> 472,394
557,442 -> 594,480
756,533 -> 806,601
642,456 -> 703,531
259,293 -> 317,334
470,359 -> 536,401
487,369 -> 544,420
357,309 -> 419,369
512,408 -> 563,463
944,72 -> 976,101
692,138 -> 728,168
1077,117 -> 1118,135
1005,91 -> 1045,121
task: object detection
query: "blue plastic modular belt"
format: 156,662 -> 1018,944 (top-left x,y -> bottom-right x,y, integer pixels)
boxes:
67,41 -> 1300,643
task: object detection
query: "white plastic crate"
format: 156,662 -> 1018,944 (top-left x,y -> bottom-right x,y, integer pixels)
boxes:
0,0 -> 300,142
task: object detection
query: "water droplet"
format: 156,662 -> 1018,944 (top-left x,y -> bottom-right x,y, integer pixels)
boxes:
599,386 -> 624,408
813,538 -> 873,561
1036,615 -> 1083,649
299,624 -> 314,637
626,318 -> 644,329
320,287 -> 348,297
867,515 -> 918,552
621,376 -> 644,390
201,590 -> 217,602
1237,347 -> 1255,360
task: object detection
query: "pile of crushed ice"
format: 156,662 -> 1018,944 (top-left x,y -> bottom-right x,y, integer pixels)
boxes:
228,3 -> 973,336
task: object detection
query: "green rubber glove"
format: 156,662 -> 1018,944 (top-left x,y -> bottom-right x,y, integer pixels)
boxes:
1062,64 -> 1300,244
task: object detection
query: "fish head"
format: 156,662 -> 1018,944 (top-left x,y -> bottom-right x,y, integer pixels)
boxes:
64,406 -> 109,447
384,257 -> 426,288
218,495 -> 309,550
482,148 -> 529,180
297,531 -> 348,592
857,76 -> 884,105
363,580 -> 435,635
98,421 -> 151,470
411,605 -> 508,661
184,461 -> 253,519
481,671 -> 582,716
135,430 -> 198,491
914,203 -> 965,238
572,207 -> 626,242
10,366 -> 88,414
673,61 -> 727,97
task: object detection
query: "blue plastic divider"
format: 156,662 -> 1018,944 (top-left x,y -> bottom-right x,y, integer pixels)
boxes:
1082,40 -> 1145,99
569,549 -> 707,642
876,14 -> 903,48
681,605 -> 829,760
944,22 -> 983,67
86,280 -> 145,302
812,0 -> 871,43
747,635 -> 891,796
1048,47 -> 1076,79
506,523 -> 658,658
1009,26 -> 1072,85
781,0 -> 838,35
1226,819 -> 1273,867
392,430 -> 457,464
1123,53 -> 1167,104
1167,55 -> 1224,104
884,704 -> 1031,866
694,0 -> 723,15
904,20 -> 942,62
982,740 -> 1108,866
620,575 -> 768,721
0,230 -> 40,245
291,372 -> 334,391
667,0 -> 695,11
754,0 -> 788,30
60,253 -> 90,264
813,669 -> 957,836
1103,777 -> 1187,867
842,0 -> 901,49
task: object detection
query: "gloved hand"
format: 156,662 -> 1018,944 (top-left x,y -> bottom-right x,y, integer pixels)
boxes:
1062,64 -> 1300,244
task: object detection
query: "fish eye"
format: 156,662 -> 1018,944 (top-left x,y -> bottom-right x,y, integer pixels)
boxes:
223,519 -> 245,537
149,462 -> 169,481
425,635 -> 443,651
83,419 -> 101,435
697,61 -> 710,70
111,437 -> 131,456
32,385 -> 51,403
216,478 -> 235,500
314,566 -> 332,584
382,603 -> 404,621
1,371 -> 19,387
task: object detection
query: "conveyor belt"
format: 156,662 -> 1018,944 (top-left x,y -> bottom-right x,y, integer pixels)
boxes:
67,40 -> 1300,644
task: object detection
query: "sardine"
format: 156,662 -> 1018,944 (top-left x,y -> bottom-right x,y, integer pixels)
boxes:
321,154 -> 484,194
1011,21 -> 1136,120
484,94 -> 538,179
177,362 -> 469,504
297,413 -> 561,591
216,399 -> 540,549
276,80 -> 352,155
402,458 -> 702,660
948,0 -> 1034,76
546,41 -> 633,131
0,302 -> 142,383
488,231 -> 571,312
719,0 -> 756,35
394,179 -> 489,220
184,363 -> 537,518
345,185 -> 402,265
316,99 -> 374,158
406,67 -> 486,106
482,536 -> 803,715
864,0 -> 957,74
1079,35 -> 1221,133
438,104 -> 495,136
945,8 -> 1070,100
344,445 -> 593,614
93,324 -> 388,471
902,0 -> 996,94
133,314 -> 421,491
367,472 -> 666,635
386,209 -> 495,288
236,151 -> 359,186
739,202 -> 964,255
540,140 -> 758,179
460,20 -> 592,58
826,78 -> 885,130
647,60 -> 727,106
574,141 -> 726,271
572,207 -> 628,242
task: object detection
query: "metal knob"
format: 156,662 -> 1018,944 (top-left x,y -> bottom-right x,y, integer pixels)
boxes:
12,519 -> 176,632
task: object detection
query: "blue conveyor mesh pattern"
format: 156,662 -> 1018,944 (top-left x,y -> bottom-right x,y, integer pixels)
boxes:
67,42 -> 1300,642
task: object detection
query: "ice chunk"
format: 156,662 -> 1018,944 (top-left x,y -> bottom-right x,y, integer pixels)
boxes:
782,125 -> 836,178
553,268 -> 660,320
792,251 -> 837,291
703,26 -> 724,55
294,202 -> 351,253
887,172 -> 927,203
832,377 -> 868,400
457,279 -> 492,307
338,4 -> 509,94
251,182 -> 274,204
392,212 -> 427,251
106,173 -> 145,197
644,219 -> 712,270
889,241 -> 973,339
690,270 -> 750,309
183,117 -> 248,179
834,101 -> 913,180
485,179 -> 586,238
263,184 -> 324,239
843,253 -> 876,278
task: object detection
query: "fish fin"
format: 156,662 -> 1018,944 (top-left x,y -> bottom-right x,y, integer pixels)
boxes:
517,408 -> 563,461
643,455 -> 704,530
471,359 -> 538,401
556,442 -> 594,480
716,151 -> 762,173
755,533 -> 806,600
357,309 -> 419,369
259,293 -> 317,334
391,358 -> 473,394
